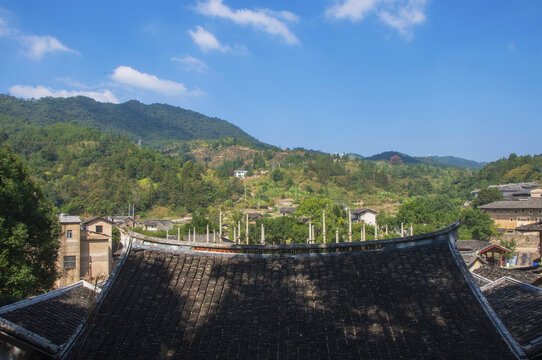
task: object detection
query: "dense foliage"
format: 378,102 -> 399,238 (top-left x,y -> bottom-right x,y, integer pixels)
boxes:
0,94 -> 267,149
0,115 -> 244,216
0,143 -> 60,305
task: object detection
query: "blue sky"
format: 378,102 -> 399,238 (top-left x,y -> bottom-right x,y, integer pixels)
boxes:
0,0 -> 540,162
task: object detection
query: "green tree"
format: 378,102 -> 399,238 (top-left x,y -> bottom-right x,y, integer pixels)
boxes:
458,207 -> 497,240
0,144 -> 60,305
472,187 -> 503,208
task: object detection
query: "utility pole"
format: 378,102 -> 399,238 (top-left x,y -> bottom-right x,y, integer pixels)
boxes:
322,211 -> 326,244
246,214 -> 249,245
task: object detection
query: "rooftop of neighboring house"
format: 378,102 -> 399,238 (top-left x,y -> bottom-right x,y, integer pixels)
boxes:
472,264 -> 542,286
59,222 -> 525,359
472,182 -> 541,194
516,221 -> 542,232
82,216 -> 113,225
0,281 -> 100,357
479,198 -> 542,210
482,277 -> 542,358
279,206 -> 296,213
58,214 -> 81,224
142,219 -> 174,226
351,207 -> 378,215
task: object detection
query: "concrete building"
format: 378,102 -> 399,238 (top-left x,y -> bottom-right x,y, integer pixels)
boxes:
351,208 -> 378,226
233,170 -> 248,179
56,215 -> 113,288
479,198 -> 542,230
57,215 -> 83,287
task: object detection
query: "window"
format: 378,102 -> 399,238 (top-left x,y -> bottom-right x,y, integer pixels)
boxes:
66,230 -> 72,239
529,210 -> 533,215
63,256 -> 76,269
96,225 -> 103,233
539,210 -> 542,214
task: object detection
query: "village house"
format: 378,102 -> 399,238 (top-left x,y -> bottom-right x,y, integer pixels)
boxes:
233,169 -> 248,179
279,206 -> 296,216
479,198 -> 542,230
351,208 -> 378,226
472,182 -> 541,200
141,219 -> 174,231
56,215 -> 113,288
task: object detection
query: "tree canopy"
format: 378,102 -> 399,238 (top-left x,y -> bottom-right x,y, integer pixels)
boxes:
0,143 -> 60,305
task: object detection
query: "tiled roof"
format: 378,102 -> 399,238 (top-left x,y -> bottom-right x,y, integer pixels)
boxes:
482,278 -> 542,358
479,198 -> 542,210
0,281 -> 100,356
516,221 -> 542,232
62,224 -> 522,359
473,265 -> 542,286
351,207 -> 378,215
59,214 -> 81,224
279,206 -> 296,213
456,240 -> 492,251
83,216 -> 112,224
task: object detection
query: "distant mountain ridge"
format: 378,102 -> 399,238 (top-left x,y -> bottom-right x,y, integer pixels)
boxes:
349,151 -> 484,169
0,95 -> 268,149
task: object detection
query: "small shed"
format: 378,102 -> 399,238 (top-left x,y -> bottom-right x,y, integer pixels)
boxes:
142,219 -> 174,231
279,207 -> 296,216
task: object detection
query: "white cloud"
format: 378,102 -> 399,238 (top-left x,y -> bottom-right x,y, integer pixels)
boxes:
172,55 -> 209,73
188,26 -> 230,53
111,65 -> 203,96
0,17 -> 10,37
507,42 -> 515,52
9,85 -> 119,103
0,16 -> 79,60
19,34 -> 80,60
325,0 -> 428,40
326,0 -> 379,21
195,0 -> 299,45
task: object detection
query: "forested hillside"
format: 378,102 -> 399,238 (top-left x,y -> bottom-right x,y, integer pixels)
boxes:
0,114 -> 244,216
0,95 -> 267,149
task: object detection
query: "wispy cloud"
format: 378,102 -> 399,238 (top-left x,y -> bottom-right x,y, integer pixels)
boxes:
19,34 -> 80,60
9,85 -> 118,103
326,0 -> 428,40
188,26 -> 230,53
507,42 -> 515,52
195,0 -> 299,45
111,65 -> 204,96
172,55 -> 209,73
0,16 -> 79,60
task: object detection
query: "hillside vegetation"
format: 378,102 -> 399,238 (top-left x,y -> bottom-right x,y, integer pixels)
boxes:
0,95 -> 268,149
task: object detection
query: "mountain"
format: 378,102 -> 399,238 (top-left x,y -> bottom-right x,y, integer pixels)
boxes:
418,155 -> 485,169
359,151 -> 484,169
364,151 -> 422,164
0,95 -> 268,149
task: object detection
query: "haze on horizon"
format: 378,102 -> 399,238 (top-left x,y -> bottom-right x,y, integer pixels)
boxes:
0,0 -> 540,162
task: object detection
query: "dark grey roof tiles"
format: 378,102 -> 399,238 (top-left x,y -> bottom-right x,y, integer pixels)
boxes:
473,265 -> 542,286
479,198 -> 542,210
0,282 -> 99,355
64,237 -> 519,359
482,278 -> 542,357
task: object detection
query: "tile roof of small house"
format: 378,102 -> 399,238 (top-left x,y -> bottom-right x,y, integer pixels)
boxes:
456,239 -> 492,251
83,216 -> 112,224
61,222 -> 525,359
279,206 -> 296,213
482,277 -> 542,358
473,265 -> 542,286
58,214 -> 81,224
479,198 -> 542,210
516,221 -> 542,232
351,207 -> 378,215
0,281 -> 100,356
